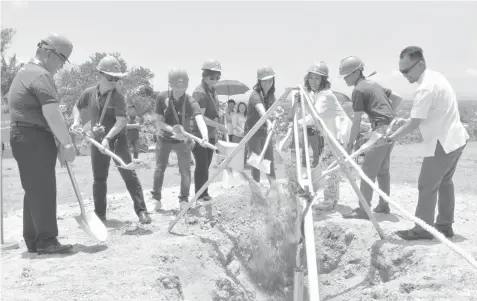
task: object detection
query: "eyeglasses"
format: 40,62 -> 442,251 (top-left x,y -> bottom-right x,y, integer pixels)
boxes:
209,76 -> 221,81
400,60 -> 421,75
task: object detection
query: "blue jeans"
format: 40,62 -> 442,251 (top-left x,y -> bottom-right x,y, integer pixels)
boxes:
152,138 -> 192,202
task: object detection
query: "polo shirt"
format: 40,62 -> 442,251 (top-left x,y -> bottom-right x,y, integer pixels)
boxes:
191,83 -> 220,138
352,79 -> 395,126
245,90 -> 276,136
76,85 -> 127,136
155,90 -> 201,142
410,68 -> 469,157
8,58 -> 58,129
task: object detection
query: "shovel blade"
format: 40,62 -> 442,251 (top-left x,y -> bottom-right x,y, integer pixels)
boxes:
311,165 -> 327,193
258,159 -> 271,174
216,140 -> 245,171
247,153 -> 261,169
75,212 -> 108,243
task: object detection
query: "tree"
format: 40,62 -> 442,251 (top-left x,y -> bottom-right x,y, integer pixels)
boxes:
1,28 -> 23,106
55,52 -> 159,153
56,52 -> 158,121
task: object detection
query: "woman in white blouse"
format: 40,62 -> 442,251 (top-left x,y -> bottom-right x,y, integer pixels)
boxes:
232,102 -> 247,142
297,61 -> 352,211
232,101 -> 248,163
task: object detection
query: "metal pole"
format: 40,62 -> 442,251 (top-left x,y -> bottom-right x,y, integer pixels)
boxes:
1,145 -> 19,250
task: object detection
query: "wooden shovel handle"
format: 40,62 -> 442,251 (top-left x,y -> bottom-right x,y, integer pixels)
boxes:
259,120 -> 277,158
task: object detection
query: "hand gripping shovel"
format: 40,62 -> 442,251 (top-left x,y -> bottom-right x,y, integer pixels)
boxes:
84,135 -> 142,170
247,119 -> 277,174
323,117 -> 403,175
65,162 -> 108,242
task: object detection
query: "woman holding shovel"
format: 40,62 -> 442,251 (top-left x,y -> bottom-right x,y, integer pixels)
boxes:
245,65 -> 277,184
191,59 -> 227,202
296,61 -> 352,211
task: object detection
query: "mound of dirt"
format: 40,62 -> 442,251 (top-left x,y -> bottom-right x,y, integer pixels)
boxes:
2,177 -> 477,301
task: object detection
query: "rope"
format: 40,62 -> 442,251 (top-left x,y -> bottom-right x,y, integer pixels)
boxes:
297,85 -> 477,271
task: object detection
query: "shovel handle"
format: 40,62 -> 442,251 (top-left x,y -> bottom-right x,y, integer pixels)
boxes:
182,132 -> 218,151
65,162 -> 87,216
84,136 -> 131,168
259,120 -> 277,158
278,126 -> 293,152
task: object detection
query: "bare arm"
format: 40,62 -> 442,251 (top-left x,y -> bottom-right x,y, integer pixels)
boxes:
388,118 -> 422,141
72,105 -> 82,127
255,103 -> 273,130
42,103 -> 73,146
347,112 -> 363,149
194,114 -> 209,140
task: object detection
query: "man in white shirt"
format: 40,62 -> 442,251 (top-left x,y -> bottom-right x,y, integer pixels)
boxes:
386,46 -> 469,240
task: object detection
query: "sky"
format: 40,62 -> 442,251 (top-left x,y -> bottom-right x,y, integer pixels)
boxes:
2,0 -> 477,103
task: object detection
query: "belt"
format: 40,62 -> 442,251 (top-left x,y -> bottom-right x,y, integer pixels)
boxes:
10,121 -> 51,132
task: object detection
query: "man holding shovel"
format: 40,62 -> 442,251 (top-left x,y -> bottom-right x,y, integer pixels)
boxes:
385,46 -> 469,240
339,56 -> 403,219
152,68 -> 209,218
8,33 -> 76,254
70,55 -> 151,224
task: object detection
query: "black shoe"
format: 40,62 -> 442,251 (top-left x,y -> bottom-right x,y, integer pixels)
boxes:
138,211 -> 152,224
373,203 -> 390,214
396,228 -> 433,240
36,240 -> 73,255
27,247 -> 37,253
435,225 -> 454,238
342,208 -> 370,220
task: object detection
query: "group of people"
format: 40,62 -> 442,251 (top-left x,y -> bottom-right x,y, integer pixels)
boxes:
7,32 -> 470,255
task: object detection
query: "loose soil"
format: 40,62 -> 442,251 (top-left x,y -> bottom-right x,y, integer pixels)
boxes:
2,143 -> 477,301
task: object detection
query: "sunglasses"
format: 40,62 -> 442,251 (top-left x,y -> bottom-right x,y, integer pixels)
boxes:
209,76 -> 221,81
400,60 -> 421,75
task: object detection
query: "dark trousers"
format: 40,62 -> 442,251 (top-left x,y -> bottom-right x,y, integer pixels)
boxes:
248,133 -> 276,183
152,138 -> 192,202
192,138 -> 216,199
128,137 -> 140,159
414,141 -> 466,232
10,126 -> 59,249
91,134 -> 147,217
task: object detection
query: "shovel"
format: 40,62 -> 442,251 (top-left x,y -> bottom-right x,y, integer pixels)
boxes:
324,117 -> 403,174
247,120 -> 277,175
65,162 -> 108,242
84,135 -> 142,170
